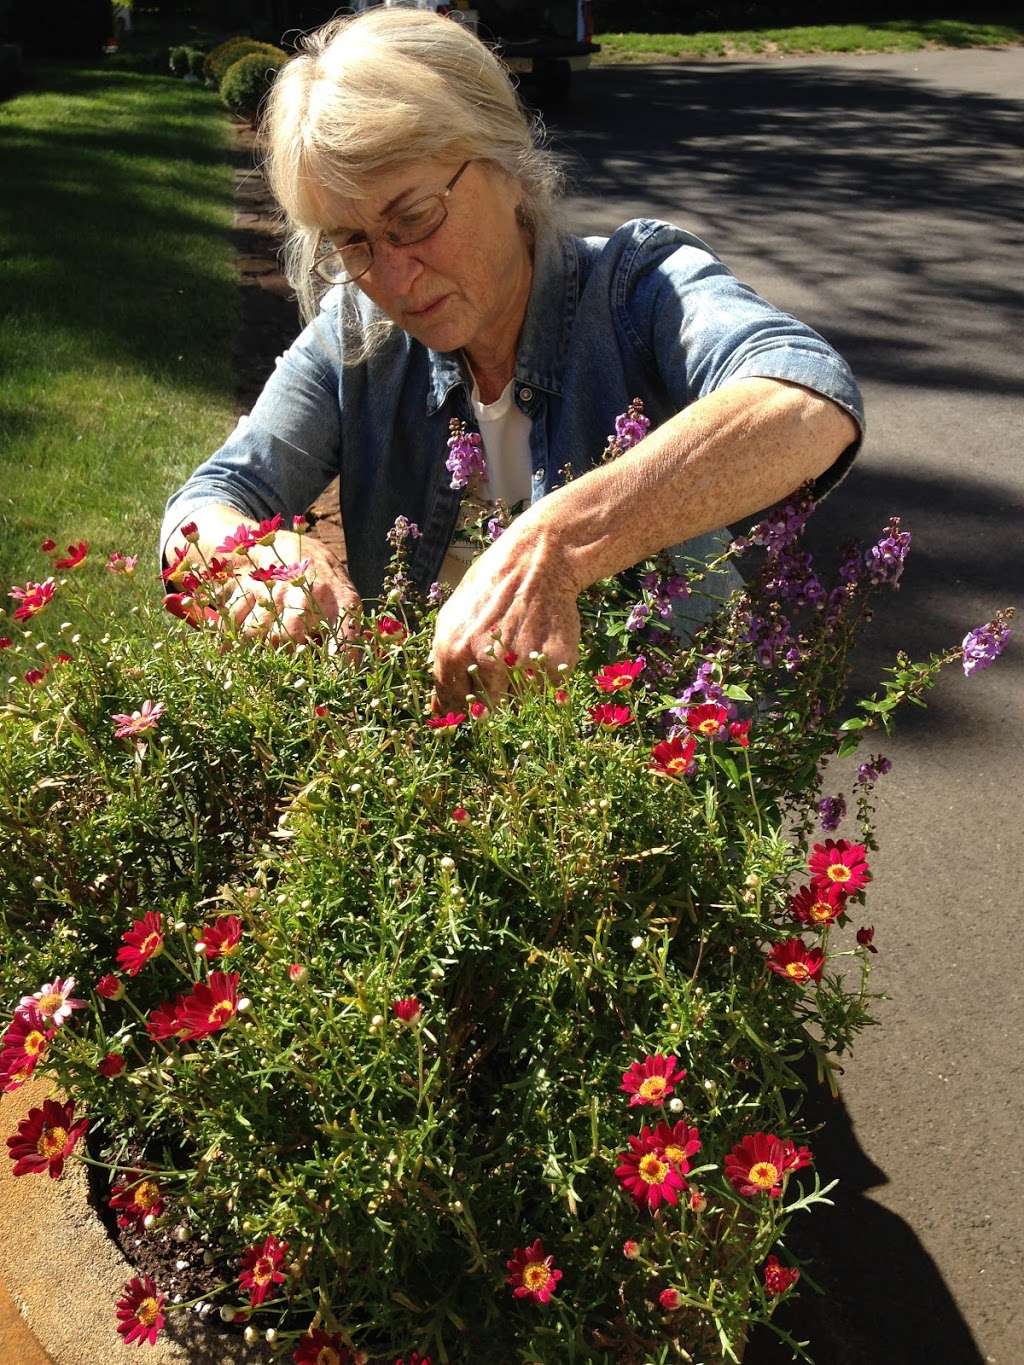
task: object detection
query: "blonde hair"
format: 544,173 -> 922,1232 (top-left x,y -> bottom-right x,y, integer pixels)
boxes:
260,7 -> 565,343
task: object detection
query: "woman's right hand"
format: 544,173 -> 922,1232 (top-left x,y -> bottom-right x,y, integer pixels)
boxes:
221,531 -> 363,648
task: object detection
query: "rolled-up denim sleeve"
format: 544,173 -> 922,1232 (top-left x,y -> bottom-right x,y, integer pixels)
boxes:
159,294 -> 344,564
624,223 -> 865,500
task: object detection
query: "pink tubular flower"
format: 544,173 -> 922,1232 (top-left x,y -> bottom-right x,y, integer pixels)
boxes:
788,883 -> 846,927
686,702 -> 730,740
174,971 -> 240,1039
6,1097 -> 88,1178
426,711 -> 466,730
650,734 -> 697,778
116,912 -> 164,976
116,1274 -> 166,1347
808,838 -> 871,893
724,1132 -> 812,1199
620,1053 -> 687,1107
239,1234 -> 289,1306
109,1170 -> 164,1227
594,658 -> 645,693
19,976 -> 86,1026
505,1238 -> 563,1305
200,914 -> 243,959
766,938 -> 826,986
98,1052 -> 126,1077
615,1126 -> 689,1211
763,1254 -> 801,1296
111,699 -> 166,740
53,540 -> 88,570
292,1329 -> 351,1364
729,719 -> 751,747
589,702 -> 632,729
8,578 -> 56,622
375,613 -> 407,640
393,997 -> 422,1024
96,973 -> 125,1000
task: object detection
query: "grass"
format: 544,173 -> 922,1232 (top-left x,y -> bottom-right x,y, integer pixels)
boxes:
594,18 -> 1024,62
0,63 -> 239,626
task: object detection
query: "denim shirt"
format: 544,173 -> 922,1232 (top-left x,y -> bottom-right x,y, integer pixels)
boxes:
161,218 -> 864,606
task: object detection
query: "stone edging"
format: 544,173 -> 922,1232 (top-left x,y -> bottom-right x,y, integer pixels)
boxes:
0,1085 -> 272,1364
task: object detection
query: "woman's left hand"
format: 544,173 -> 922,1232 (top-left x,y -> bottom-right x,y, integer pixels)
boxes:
429,513 -> 581,713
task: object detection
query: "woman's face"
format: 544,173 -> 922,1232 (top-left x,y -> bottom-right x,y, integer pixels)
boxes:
316,158 -> 532,364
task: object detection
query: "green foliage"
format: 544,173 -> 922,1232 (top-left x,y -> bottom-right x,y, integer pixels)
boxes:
0,489 -> 990,1361
203,34 -> 282,86
168,43 -> 190,76
219,46 -> 287,123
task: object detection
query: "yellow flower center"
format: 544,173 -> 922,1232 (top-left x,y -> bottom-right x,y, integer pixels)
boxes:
809,901 -> 833,922
609,675 -> 630,690
748,1161 -> 780,1189
785,962 -> 810,981
207,1000 -> 235,1026
827,863 -> 850,883
36,991 -> 64,1015
638,1076 -> 668,1101
24,1030 -> 47,1057
522,1263 -> 550,1291
639,1152 -> 670,1185
666,757 -> 687,774
698,719 -> 719,736
140,932 -> 161,956
133,1180 -> 160,1211
136,1297 -> 160,1328
38,1125 -> 68,1158
664,1144 -> 687,1164
253,1256 -> 274,1285
317,1349 -> 342,1365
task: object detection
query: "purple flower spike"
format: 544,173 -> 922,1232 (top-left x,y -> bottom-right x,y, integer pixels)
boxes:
818,794 -> 847,832
446,420 -> 486,491
961,618 -> 1012,676
865,517 -> 912,589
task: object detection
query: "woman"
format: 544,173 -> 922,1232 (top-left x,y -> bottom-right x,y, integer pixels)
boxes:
162,7 -> 862,710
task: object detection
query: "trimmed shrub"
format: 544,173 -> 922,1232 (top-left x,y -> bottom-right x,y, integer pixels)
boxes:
186,45 -> 206,79
168,43 -> 190,76
202,33 -> 276,85
219,46 -> 287,122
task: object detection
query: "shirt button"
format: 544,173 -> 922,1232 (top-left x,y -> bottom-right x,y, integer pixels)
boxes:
518,386 -> 534,404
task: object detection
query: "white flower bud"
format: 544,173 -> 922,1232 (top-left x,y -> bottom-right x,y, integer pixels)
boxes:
370,1014 -> 384,1029
430,965 -> 444,979
194,942 -> 207,955
386,777 -> 397,788
32,876 -> 44,887
219,1305 -> 236,1323
452,1200 -> 463,1213
467,662 -> 478,673
244,1326 -> 259,1345
349,783 -> 362,794
71,633 -> 82,644
173,1225 -> 190,1242
265,1328 -> 278,1344
557,661 -> 570,672
143,1213 -> 157,1230
237,997 -> 251,1013
669,1097 -> 684,1113
439,856 -> 456,871
173,919 -> 186,931
630,935 -> 644,950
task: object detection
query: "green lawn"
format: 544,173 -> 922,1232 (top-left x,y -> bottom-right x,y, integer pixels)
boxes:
0,63 -> 239,624
594,18 -> 1024,62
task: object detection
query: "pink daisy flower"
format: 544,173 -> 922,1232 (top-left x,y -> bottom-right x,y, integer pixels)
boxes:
620,1053 -> 686,1107
111,699 -> 166,740
505,1238 -> 563,1305
18,976 -> 86,1026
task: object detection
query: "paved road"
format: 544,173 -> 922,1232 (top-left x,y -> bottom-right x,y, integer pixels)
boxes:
547,48 -> 1024,1365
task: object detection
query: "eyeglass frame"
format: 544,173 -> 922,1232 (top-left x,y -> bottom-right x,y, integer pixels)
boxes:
312,160 -> 472,285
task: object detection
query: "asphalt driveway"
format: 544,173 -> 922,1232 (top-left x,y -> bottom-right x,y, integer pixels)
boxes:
547,47 -> 1024,1365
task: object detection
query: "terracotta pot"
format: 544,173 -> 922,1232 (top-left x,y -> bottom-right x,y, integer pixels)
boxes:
0,1077 -> 268,1365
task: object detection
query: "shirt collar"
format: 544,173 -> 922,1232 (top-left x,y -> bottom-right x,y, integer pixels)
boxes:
425,221 -> 577,414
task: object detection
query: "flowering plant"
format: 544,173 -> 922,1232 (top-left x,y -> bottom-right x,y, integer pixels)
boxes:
0,411 -> 1012,1363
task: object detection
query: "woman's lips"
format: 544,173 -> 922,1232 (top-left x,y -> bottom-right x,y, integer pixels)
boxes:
406,294 -> 449,318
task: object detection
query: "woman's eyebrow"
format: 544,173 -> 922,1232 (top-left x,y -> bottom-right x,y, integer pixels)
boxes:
326,183 -> 422,238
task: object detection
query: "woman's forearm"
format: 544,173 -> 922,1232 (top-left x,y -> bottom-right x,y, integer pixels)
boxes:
534,379 -> 859,593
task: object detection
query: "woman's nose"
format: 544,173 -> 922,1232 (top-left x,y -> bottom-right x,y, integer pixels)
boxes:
370,239 -> 426,297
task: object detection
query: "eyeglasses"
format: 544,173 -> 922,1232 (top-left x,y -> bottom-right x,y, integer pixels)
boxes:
312,161 -> 471,285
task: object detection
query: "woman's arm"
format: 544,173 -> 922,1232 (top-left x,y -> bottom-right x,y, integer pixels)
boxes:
429,378 -> 856,709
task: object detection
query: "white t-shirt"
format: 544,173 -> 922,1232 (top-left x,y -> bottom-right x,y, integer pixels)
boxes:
439,376 -> 533,589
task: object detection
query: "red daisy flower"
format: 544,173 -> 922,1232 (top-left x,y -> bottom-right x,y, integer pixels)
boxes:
729,719 -> 752,747
686,702 -> 729,740
163,592 -> 219,628
40,537 -> 56,552
615,1126 -> 689,1211
53,540 -> 88,571
239,1234 -> 288,1307
98,1053 -> 126,1077
763,1254 -> 801,1296
6,1097 -> 88,1178
594,658 -> 645,693
146,997 -> 189,1041
109,1170 -> 164,1227
426,711 -> 466,730
788,883 -> 846,927
216,515 -> 282,556
116,1274 -> 166,1347
648,1119 -> 701,1172
808,838 -> 871,893
201,914 -> 243,959
375,614 -> 407,640
505,1237 -> 563,1305
116,911 -> 165,976
161,542 -> 191,583
502,650 -> 518,667
857,925 -> 879,953
589,702 -> 632,729
8,578 -> 56,622
292,1329 -> 351,1364
650,735 -> 697,778
620,1053 -> 686,1107
24,668 -> 48,686
395,1354 -> 432,1365
96,973 -> 124,1000
766,938 -> 826,986
174,971 -> 240,1040
392,997 -> 422,1024
724,1132 -> 812,1199
1,1005 -> 55,1092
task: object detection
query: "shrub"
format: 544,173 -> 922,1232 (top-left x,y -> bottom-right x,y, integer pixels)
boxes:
219,46 -> 287,122
187,45 -> 206,80
0,412 -> 1012,1361
203,34 -> 283,86
168,43 -> 190,77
